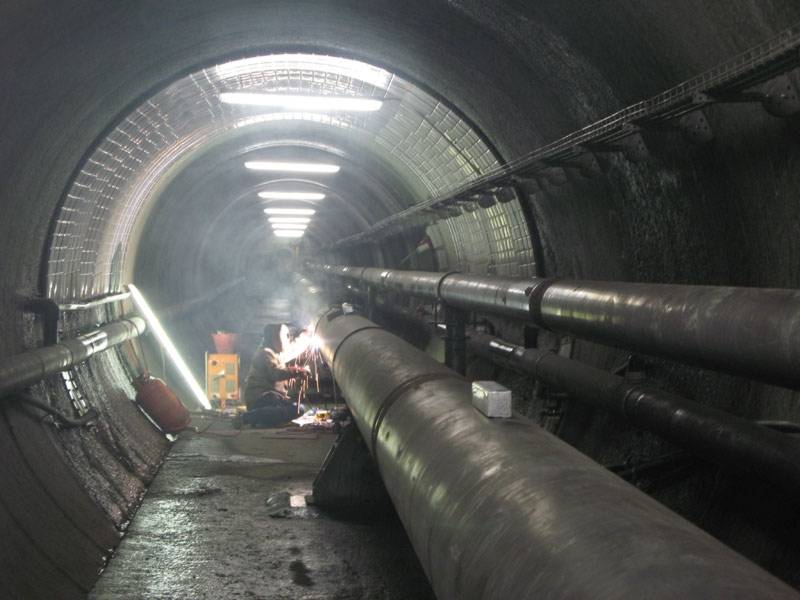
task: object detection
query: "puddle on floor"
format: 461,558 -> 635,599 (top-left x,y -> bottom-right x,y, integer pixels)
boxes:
170,452 -> 285,465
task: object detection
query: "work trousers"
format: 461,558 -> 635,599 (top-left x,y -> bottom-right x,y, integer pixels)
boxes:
243,391 -> 293,428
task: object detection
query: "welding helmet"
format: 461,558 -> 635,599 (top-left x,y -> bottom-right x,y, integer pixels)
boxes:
262,323 -> 287,352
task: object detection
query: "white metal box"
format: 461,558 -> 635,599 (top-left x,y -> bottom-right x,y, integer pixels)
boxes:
471,381 -> 512,418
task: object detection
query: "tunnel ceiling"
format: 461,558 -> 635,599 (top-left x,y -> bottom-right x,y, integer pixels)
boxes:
45,53 -> 505,303
3,3 -> 800,598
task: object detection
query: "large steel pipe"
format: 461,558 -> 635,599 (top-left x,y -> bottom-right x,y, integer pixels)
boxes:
312,264 -> 800,388
538,280 -> 800,388
0,317 -> 146,398
470,332 -> 800,499
438,273 -> 541,319
315,311 -> 798,599
363,267 -> 448,299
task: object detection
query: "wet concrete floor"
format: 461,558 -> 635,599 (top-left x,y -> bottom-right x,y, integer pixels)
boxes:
90,417 -> 435,600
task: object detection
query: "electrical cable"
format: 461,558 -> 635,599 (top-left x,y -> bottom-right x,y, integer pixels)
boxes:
13,393 -> 99,428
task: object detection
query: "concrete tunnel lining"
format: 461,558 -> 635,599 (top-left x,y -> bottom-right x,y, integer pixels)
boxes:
1,1 -> 800,597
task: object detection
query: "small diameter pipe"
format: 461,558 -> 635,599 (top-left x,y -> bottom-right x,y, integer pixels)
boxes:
0,317 -> 146,399
469,331 -> 800,500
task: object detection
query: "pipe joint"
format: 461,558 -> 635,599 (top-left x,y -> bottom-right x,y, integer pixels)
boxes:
526,277 -> 559,326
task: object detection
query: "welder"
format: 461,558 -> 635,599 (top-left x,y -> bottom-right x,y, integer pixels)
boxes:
236,323 -> 309,428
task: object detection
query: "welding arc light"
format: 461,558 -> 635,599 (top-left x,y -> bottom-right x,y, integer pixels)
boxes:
245,161 -> 340,174
221,93 -> 383,112
259,191 -> 326,201
274,230 -> 304,238
264,208 -> 316,216
268,217 -> 311,224
128,284 -> 211,410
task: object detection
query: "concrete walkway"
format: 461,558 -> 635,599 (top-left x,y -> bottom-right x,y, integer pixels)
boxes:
90,417 -> 435,600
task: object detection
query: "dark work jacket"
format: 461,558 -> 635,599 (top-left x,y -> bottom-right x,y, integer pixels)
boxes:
243,347 -> 294,408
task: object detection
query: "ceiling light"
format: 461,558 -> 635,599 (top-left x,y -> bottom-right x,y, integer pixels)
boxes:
271,223 -> 308,230
245,161 -> 340,174
268,217 -> 311,224
221,93 -> 382,112
274,230 -> 305,238
259,191 -> 326,201
213,56 -> 392,90
264,208 -> 316,216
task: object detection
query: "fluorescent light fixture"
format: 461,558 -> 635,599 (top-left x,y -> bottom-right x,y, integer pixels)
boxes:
221,92 -> 382,112
271,221 -> 308,227
259,191 -> 326,201
264,208 -> 316,216
245,161 -> 340,174
268,217 -> 311,224
274,230 -> 305,238
128,284 -> 211,411
271,223 -> 308,230
213,56 -> 392,90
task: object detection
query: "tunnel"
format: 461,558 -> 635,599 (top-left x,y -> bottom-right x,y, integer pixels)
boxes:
2,2 -> 800,598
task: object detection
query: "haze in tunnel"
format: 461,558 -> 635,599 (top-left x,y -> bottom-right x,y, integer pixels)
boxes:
2,1 -> 800,598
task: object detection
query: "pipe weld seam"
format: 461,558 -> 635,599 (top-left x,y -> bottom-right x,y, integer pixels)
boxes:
527,278 -> 559,326
329,324 -> 383,373
369,371 -> 464,469
529,348 -> 554,375
436,271 -> 461,300
619,383 -> 646,419
62,343 -> 78,371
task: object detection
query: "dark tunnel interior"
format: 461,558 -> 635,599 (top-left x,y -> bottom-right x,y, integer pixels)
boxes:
2,2 -> 800,598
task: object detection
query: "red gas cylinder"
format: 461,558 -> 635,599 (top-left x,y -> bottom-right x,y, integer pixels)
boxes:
133,375 -> 190,434
211,332 -> 240,354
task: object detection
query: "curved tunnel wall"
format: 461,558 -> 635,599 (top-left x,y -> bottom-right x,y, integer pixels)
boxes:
122,52 -> 527,391
1,1 -> 800,596
47,52 -> 511,306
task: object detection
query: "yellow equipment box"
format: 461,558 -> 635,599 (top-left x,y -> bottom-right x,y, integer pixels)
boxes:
205,353 -> 240,409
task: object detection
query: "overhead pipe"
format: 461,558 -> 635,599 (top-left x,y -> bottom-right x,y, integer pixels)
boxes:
469,332 -> 800,499
0,317 -> 146,398
311,264 -> 800,389
315,310 -> 798,599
